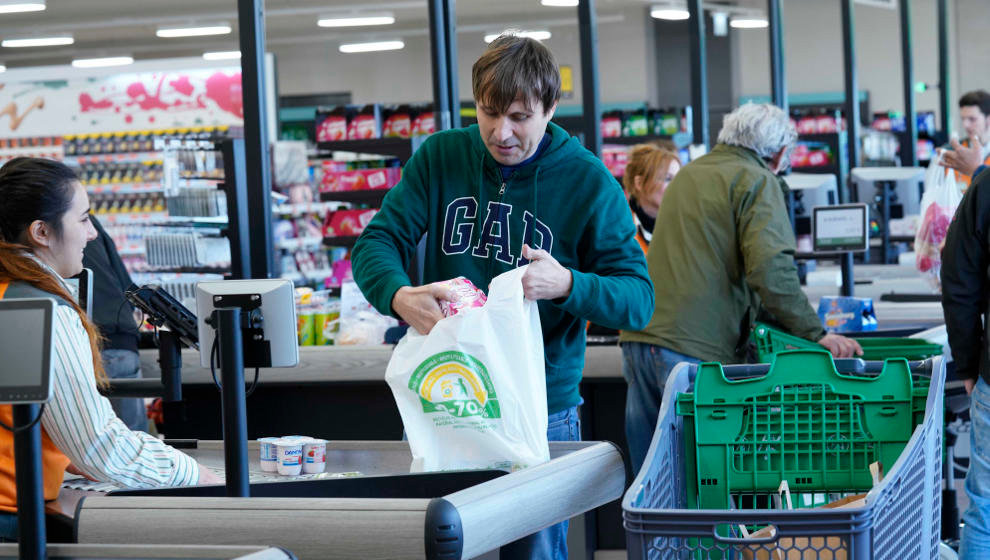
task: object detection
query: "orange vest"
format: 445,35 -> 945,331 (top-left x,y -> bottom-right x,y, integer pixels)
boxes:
0,282 -> 71,513
953,139 -> 990,187
631,208 -> 649,255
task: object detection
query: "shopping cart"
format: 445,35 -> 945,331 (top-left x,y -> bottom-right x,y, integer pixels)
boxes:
750,322 -> 943,363
623,350 -> 944,559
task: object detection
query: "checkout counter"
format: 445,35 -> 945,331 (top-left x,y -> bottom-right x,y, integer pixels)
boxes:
67,440 -> 623,560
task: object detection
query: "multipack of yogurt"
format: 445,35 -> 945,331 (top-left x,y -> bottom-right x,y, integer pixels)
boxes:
259,436 -> 327,476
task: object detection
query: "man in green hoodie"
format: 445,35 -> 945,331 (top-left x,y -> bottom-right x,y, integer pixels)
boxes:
619,103 -> 862,475
352,35 -> 653,559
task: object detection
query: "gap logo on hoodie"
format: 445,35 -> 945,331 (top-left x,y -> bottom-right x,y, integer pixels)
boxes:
442,197 -> 554,267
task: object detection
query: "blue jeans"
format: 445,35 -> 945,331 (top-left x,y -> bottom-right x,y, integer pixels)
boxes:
102,349 -> 147,432
961,377 -> 990,558
621,342 -> 701,476
500,405 -> 581,560
0,511 -> 16,542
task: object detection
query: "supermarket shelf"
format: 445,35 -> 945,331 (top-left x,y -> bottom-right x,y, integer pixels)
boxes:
272,202 -> 338,216
276,236 -> 324,251
323,235 -> 360,247
94,212 -> 169,225
87,182 -> 164,195
281,268 -> 334,285
791,165 -> 840,175
65,151 -> 163,164
798,132 -> 846,143
116,243 -> 146,257
601,134 -> 675,146
319,189 -> 390,204
316,138 -> 419,163
145,266 -> 231,274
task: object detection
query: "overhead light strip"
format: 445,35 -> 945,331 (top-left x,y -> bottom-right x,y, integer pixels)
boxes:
338,40 -> 404,53
484,30 -> 551,43
203,50 -> 241,60
157,25 -> 232,38
0,2 -> 45,14
2,36 -> 73,48
72,56 -> 134,68
729,17 -> 769,29
318,15 -> 395,28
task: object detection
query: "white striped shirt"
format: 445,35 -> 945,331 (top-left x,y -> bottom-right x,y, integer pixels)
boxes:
39,302 -> 200,488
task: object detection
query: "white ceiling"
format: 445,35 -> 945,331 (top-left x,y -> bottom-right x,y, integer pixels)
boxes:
0,0 -> 748,69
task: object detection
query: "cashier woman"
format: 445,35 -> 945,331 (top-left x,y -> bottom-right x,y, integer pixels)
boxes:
0,157 -> 221,540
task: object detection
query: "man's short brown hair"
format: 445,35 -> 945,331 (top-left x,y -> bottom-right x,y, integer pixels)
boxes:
959,90 -> 990,116
472,34 -> 561,115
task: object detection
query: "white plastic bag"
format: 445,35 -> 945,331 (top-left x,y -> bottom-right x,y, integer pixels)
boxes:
915,152 -> 963,292
385,266 -> 550,472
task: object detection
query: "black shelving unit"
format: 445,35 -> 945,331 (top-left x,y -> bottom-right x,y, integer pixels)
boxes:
316,138 -> 422,164
320,189 -> 391,204
322,236 -> 360,248
600,135 -> 675,146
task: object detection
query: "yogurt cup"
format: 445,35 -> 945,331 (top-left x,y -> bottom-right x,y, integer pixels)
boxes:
275,438 -> 304,476
258,437 -> 280,472
302,438 -> 327,474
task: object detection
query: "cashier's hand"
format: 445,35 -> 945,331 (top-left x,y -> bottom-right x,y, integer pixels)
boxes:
818,333 -> 863,359
942,137 -> 984,177
521,244 -> 573,301
197,463 -> 223,485
65,463 -> 97,482
391,284 -> 456,335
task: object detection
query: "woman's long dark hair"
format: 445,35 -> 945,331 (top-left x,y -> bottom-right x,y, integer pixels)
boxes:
0,157 -> 106,384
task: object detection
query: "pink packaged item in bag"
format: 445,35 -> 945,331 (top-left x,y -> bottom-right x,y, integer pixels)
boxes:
435,277 -> 487,317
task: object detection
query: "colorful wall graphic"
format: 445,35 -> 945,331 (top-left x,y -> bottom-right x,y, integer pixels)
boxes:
0,66 -> 244,137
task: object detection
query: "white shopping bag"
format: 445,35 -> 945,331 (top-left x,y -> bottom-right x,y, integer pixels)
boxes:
915,152 -> 964,292
385,266 -> 550,472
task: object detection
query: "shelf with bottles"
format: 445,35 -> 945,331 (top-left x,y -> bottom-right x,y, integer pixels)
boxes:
0,136 -> 64,165
63,126 -> 233,158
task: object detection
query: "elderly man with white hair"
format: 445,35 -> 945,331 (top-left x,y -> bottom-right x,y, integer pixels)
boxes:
620,103 -> 862,474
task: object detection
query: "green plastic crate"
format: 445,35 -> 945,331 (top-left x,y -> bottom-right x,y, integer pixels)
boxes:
675,350 -> 919,511
751,322 -> 943,363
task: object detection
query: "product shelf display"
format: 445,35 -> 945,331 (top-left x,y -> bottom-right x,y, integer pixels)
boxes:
0,136 -> 64,165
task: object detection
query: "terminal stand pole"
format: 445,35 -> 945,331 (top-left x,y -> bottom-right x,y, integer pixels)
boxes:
158,330 -> 183,403
158,329 -> 186,428
840,254 -> 854,297
216,308 -> 250,498
876,180 -> 893,264
13,404 -> 46,560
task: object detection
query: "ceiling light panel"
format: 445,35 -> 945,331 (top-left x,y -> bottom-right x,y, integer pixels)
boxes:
650,8 -> 690,20
1,35 -> 73,48
730,17 -> 769,29
203,51 -> 241,60
0,2 -> 45,14
484,30 -> 551,43
338,40 -> 404,53
72,56 -> 134,68
157,25 -> 232,38
318,15 -> 395,28
540,0 -> 578,6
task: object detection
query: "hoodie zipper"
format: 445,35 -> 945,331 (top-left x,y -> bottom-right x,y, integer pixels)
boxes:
487,179 -> 508,282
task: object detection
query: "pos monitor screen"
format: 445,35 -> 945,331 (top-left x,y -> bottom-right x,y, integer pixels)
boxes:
0,298 -> 56,404
195,279 -> 298,369
813,203 -> 870,253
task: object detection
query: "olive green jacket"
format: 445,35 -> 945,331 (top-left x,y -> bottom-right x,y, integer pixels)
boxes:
619,144 -> 825,362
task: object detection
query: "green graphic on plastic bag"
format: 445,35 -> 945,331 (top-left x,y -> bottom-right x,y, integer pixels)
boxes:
409,351 -> 501,419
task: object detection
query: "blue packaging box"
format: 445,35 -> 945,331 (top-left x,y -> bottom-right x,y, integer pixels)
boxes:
817,296 -> 878,333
